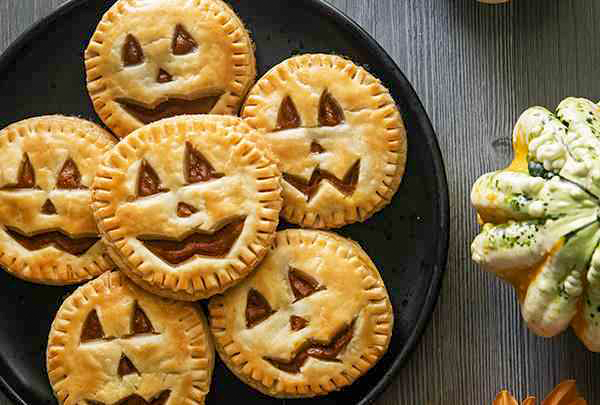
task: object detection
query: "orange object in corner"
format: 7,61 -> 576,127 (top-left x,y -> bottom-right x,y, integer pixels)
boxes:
493,381 -> 587,405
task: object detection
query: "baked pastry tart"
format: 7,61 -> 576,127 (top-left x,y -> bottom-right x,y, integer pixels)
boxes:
47,271 -> 214,405
0,116 -> 115,285
209,229 -> 393,398
92,115 -> 282,301
241,54 -> 407,229
494,380 -> 586,405
471,98 -> 600,351
85,0 -> 256,137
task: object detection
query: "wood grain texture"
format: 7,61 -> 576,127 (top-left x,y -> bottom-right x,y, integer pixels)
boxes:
1,0 -> 599,404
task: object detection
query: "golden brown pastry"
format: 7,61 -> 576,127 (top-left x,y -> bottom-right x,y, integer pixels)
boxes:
85,0 -> 256,137
209,229 -> 393,398
0,116 -> 115,285
92,115 -> 282,300
47,271 -> 214,405
241,54 -> 407,228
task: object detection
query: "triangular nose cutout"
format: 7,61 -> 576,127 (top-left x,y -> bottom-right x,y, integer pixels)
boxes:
157,68 -> 173,83
118,354 -> 139,377
41,199 -> 57,215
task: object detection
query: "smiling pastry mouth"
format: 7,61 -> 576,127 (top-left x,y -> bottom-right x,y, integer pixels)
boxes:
117,93 -> 224,125
139,217 -> 245,265
5,227 -> 100,256
283,160 -> 360,201
264,321 -> 354,374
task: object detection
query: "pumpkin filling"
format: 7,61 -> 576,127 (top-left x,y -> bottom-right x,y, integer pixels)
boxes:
131,302 -> 155,334
318,89 -> 345,127
122,34 -> 144,66
264,322 -> 354,373
137,160 -> 169,197
117,354 -> 139,377
289,315 -> 308,331
139,218 -> 245,264
246,288 -> 275,328
5,227 -> 99,256
117,95 -> 224,125
172,24 -> 197,55
289,268 -> 325,301
276,95 -> 301,130
1,153 -> 38,190
184,141 -> 224,183
81,309 -> 105,342
283,160 -> 360,201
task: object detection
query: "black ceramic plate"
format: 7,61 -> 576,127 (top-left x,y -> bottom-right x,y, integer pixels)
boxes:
0,1 -> 448,404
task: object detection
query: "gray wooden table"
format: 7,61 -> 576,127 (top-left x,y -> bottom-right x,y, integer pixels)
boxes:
1,0 -> 599,404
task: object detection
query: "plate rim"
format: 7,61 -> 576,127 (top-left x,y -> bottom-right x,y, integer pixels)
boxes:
0,1 -> 450,404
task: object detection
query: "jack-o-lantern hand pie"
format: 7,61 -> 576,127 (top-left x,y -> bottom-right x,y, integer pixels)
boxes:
85,0 -> 256,138
241,54 -> 407,229
92,115 -> 282,301
208,229 -> 394,398
0,116 -> 116,285
47,271 -> 215,405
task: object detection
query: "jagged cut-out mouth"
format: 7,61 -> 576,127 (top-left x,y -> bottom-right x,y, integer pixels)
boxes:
5,227 -> 99,256
117,93 -> 224,125
138,217 -> 245,265
264,321 -> 354,374
283,160 -> 360,201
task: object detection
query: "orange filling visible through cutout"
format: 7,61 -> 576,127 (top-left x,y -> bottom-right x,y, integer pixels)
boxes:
264,322 -> 354,373
172,24 -> 197,55
117,95 -> 223,125
140,218 -> 245,264
184,142 -> 224,184
1,153 -> 37,190
289,268 -> 325,301
246,288 -> 275,328
283,160 -> 360,201
118,354 -> 139,378
57,158 -> 86,189
137,160 -> 169,197
318,89 -> 345,127
81,309 -> 105,342
122,34 -> 144,66
6,228 -> 99,256
276,95 -> 301,130
290,315 -> 308,331
131,302 -> 155,334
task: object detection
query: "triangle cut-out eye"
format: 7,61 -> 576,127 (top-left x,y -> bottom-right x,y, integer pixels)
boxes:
172,24 -> 197,55
289,268 -> 324,301
2,153 -> 37,190
122,34 -> 144,66
57,158 -> 86,189
118,354 -> 140,378
184,142 -> 224,184
131,302 -> 155,335
276,95 -> 301,130
137,160 -> 169,197
246,289 -> 274,328
318,89 -> 345,127
81,309 -> 105,342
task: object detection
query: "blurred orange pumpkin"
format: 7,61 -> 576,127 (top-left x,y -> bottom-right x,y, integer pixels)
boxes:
494,381 -> 586,405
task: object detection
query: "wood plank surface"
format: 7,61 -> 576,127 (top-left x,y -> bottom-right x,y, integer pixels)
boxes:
1,0 -> 599,404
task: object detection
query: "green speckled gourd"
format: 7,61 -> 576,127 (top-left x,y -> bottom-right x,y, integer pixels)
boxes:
471,97 -> 600,351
